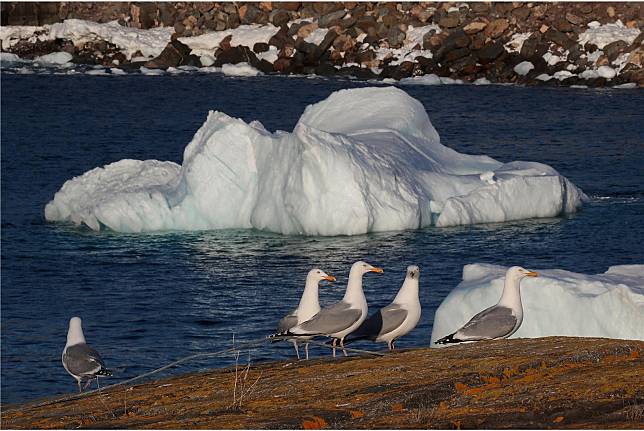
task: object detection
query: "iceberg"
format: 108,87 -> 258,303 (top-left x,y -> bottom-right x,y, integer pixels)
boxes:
431,264 -> 644,345
45,87 -> 586,235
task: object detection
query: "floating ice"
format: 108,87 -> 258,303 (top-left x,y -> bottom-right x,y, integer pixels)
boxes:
597,65 -> 617,79
45,87 -> 586,235
34,51 -> 73,65
221,62 -> 262,76
431,263 -> 644,345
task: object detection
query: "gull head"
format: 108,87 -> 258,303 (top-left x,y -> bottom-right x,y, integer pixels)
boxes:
406,265 -> 420,280
308,268 -> 336,283
507,266 -> 539,281
352,260 -> 384,276
66,316 -> 86,346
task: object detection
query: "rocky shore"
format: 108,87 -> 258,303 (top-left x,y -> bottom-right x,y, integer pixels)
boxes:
1,2 -> 642,86
2,337 -> 643,429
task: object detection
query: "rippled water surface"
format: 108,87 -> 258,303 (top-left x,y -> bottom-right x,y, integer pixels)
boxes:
2,74 -> 643,404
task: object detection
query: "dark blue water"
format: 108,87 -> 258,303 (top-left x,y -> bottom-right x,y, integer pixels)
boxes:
2,73 -> 643,404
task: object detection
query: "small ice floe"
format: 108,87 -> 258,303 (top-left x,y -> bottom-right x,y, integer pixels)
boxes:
221,62 -> 262,76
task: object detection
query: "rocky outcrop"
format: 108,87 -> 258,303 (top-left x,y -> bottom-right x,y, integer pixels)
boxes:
1,2 -> 642,86
2,338 -> 643,429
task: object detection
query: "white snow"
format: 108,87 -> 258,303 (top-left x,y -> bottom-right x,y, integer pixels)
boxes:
613,82 -> 637,89
579,69 -> 599,79
431,263 -> 644,345
553,70 -> 574,80
139,66 -> 164,76
221,62 -> 262,76
513,61 -> 534,76
304,28 -> 328,45
180,24 -> 279,57
597,65 -> 616,79
473,77 -> 491,85
0,52 -> 24,63
505,32 -> 531,53
256,46 -> 279,64
34,51 -> 73,65
399,74 -> 442,85
200,54 -> 216,67
405,24 -> 441,49
44,87 -> 586,235
536,73 -> 553,81
578,20 -> 640,49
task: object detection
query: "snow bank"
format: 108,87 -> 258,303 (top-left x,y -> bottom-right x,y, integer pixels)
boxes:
45,87 -> 586,235
431,264 -> 644,345
180,24 -> 279,57
34,51 -> 72,65
578,20 -> 641,49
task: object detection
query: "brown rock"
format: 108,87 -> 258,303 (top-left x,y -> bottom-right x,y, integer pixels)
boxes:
444,47 -> 470,62
280,2 -> 302,12
544,28 -> 574,49
603,40 -> 628,62
438,11 -> 460,28
626,20 -> 638,29
555,18 -> 573,33
565,12 -> 583,25
579,4 -> 593,14
319,9 -> 346,28
219,35 -> 232,50
463,21 -> 487,34
197,2 -> 214,13
333,34 -> 356,51
532,4 -> 548,18
484,18 -> 509,39
539,24 -> 549,33
512,7 -> 530,20
410,4 -> 434,23
355,16 -> 377,32
471,3 -> 490,14
297,23 -> 318,39
273,57 -> 292,72
258,2 -> 273,12
606,6 -> 615,18
253,42 -> 270,53
476,41 -> 505,63
270,9 -> 291,27
596,54 -> 609,66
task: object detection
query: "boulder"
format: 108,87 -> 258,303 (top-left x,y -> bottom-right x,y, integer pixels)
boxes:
565,12 -> 584,25
512,7 -> 531,20
379,61 -> 416,80
544,28 -> 575,49
270,9 -> 291,27
603,40 -> 628,63
144,39 -> 191,69
318,29 -> 339,52
463,21 -> 487,34
484,18 -> 509,39
387,27 -> 406,49
319,9 -> 346,28
253,42 -> 270,53
476,41 -> 505,63
444,47 -> 470,62
438,11 -> 460,28
213,45 -> 259,67
269,26 -> 294,50
520,32 -> 541,58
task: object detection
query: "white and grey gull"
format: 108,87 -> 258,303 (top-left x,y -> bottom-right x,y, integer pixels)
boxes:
275,268 -> 336,360
349,265 -> 422,350
62,317 -> 112,392
280,261 -> 383,357
435,266 -> 538,344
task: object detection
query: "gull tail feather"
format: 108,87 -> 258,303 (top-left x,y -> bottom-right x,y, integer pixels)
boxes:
434,333 -> 462,345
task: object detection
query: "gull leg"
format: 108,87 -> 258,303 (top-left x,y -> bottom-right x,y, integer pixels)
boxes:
392,340 -> 396,350
77,379 -> 82,393
340,338 -> 348,357
96,376 -> 100,389
332,338 -> 337,358
83,378 -> 93,390
292,340 -> 300,360
304,343 -> 309,360
388,340 -> 393,351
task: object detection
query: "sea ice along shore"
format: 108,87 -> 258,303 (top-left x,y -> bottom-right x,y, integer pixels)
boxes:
44,87 -> 587,235
431,263 -> 644,345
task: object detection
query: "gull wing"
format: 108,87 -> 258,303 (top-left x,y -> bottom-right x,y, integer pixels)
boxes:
292,301 -> 361,336
63,343 -> 106,377
456,305 -> 517,340
277,308 -> 298,333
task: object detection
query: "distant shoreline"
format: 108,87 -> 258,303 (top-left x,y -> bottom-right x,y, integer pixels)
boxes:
1,2 -> 642,86
3,337 -> 643,429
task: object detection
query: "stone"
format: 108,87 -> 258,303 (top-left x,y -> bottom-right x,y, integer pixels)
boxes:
270,9 -> 291,27
319,9 -> 347,28
380,61 -> 416,80
606,6 -> 615,18
239,4 -> 261,25
269,26 -> 294,50
355,16 -> 377,32
470,32 -> 487,50
539,24 -> 549,33
471,3 -> 489,13
544,28 -> 574,49
272,57 -> 292,72
219,35 -> 233,50
484,19 -> 509,39
340,16 -> 357,29
579,4 -> 593,14
512,7 -> 530,20
410,5 -> 434,23
555,18 -> 573,33
387,27 -> 406,49
318,29 -> 339,52
315,62 -> 337,76
565,12 -> 584,25
422,30 -> 443,50
463,21 -> 487,34
476,41 -> 505,63
280,2 -> 302,12
444,47 -> 470,62
144,39 -> 191,69
438,11 -> 460,28
520,32 -> 540,58
213,46 -> 259,67
603,40 -> 628,63
333,34 -> 356,52
253,42 -> 270,53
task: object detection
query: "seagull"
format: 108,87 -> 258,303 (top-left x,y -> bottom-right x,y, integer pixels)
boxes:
350,265 -> 422,350
282,261 -> 383,357
275,268 -> 336,360
62,317 -> 112,393
435,266 -> 538,344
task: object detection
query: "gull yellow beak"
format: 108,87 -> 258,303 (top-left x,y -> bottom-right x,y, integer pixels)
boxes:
370,267 -> 384,273
526,271 -> 539,277
323,275 -> 336,282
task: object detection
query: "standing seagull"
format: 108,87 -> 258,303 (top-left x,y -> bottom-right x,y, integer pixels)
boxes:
283,261 -> 383,358
350,265 -> 422,350
435,266 -> 538,344
62,317 -> 112,392
276,268 -> 336,360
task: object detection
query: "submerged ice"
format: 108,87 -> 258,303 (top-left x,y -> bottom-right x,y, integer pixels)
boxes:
45,87 -> 586,235
431,264 -> 644,344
